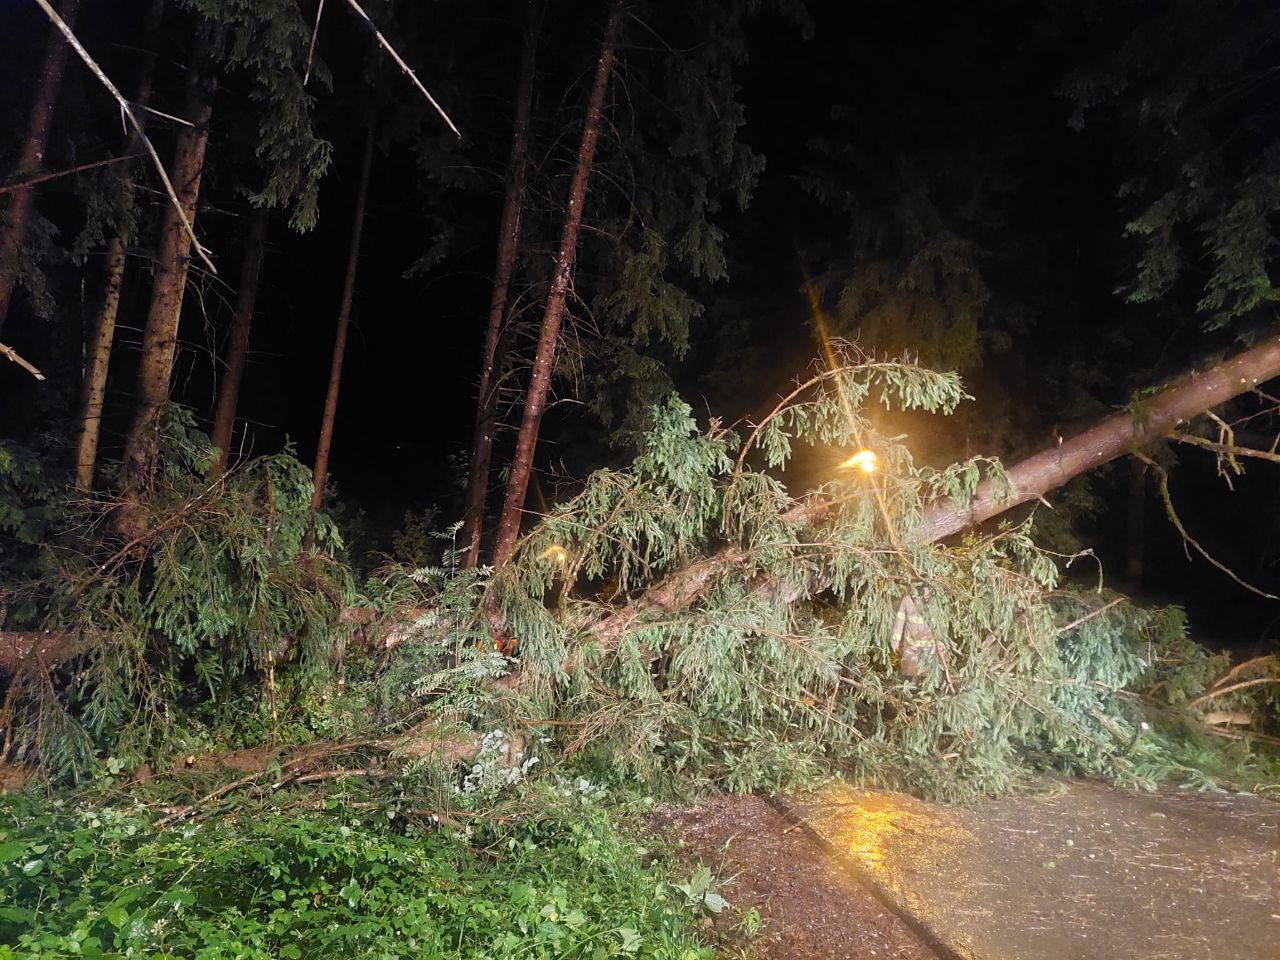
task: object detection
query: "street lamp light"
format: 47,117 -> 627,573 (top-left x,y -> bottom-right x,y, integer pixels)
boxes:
839,449 -> 879,474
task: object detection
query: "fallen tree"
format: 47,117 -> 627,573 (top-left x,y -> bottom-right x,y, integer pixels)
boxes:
583,334 -> 1280,648
6,340 -> 1280,795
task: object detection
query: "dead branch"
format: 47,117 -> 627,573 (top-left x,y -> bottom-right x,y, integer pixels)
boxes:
1204,726 -> 1280,747
0,342 -> 45,380
1207,654 -> 1278,692
32,0 -> 216,275
1170,432 -> 1280,466
1188,677 -> 1280,710
0,153 -> 141,195
341,0 -> 461,138
304,0 -> 326,85
1138,451 -> 1279,600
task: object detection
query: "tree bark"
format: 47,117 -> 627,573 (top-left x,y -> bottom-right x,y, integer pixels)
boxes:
0,0 -> 80,335
913,337 -> 1280,542
209,206 -> 269,475
492,0 -> 623,568
311,125 -> 375,512
73,0 -> 165,491
15,337 -> 1280,675
1123,455 -> 1146,587
589,334 -> 1280,649
120,47 -> 217,489
460,0 -> 541,570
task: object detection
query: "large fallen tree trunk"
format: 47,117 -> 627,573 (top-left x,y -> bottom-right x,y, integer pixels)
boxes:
589,334 -> 1280,648
6,336 -> 1280,671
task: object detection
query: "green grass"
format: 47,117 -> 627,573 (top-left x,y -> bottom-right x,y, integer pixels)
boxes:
0,791 -> 715,960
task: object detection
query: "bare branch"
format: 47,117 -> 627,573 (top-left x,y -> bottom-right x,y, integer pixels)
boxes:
1137,451 -> 1280,600
0,342 -> 46,380
32,0 -> 217,275
131,102 -> 194,127
1170,431 -> 1280,466
1189,677 -> 1280,710
0,153 -> 141,195
342,0 -> 461,138
304,0 -> 326,85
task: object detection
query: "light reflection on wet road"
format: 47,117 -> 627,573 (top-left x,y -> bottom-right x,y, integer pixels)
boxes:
798,780 -> 1280,960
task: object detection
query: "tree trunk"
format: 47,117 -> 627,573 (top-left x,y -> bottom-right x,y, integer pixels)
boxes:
913,337 -> 1280,542
0,0 -> 80,335
311,126 -> 375,512
491,0 -> 623,568
209,206 -> 269,475
460,0 -> 541,569
120,48 -> 217,490
73,0 -> 165,491
589,335 -> 1280,649
15,336 -> 1280,675
1123,455 -> 1146,587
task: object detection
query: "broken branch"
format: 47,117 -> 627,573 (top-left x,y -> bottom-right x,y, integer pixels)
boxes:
1169,432 -> 1280,466
0,153 -> 141,195
1188,676 -> 1280,710
0,342 -> 46,381
32,0 -> 216,275
342,0 -> 461,138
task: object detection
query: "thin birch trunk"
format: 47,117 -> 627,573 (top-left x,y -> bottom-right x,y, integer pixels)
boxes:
491,0 -> 623,568
209,206 -> 269,475
0,0 -> 81,335
120,47 -> 217,490
460,0 -> 541,569
311,126 -> 375,512
73,0 -> 164,491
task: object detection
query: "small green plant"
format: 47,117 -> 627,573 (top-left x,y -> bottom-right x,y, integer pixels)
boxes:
0,790 -> 715,960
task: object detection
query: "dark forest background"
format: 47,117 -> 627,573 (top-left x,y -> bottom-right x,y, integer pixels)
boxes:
4,0 -> 1280,641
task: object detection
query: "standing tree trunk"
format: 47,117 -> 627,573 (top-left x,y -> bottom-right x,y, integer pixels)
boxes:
0,0 -> 80,335
120,48 -> 217,490
311,126 -> 375,512
491,0 -> 623,568
460,0 -> 541,569
73,0 -> 164,491
1123,455 -> 1146,587
209,206 -> 269,475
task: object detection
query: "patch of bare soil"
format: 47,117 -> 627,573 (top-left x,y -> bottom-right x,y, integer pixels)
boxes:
655,794 -> 936,960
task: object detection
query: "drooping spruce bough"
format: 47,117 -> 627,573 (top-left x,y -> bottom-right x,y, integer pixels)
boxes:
470,347 -> 1232,798
0,352 -> 1268,798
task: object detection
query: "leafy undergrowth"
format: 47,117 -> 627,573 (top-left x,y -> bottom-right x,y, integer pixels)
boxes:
0,787 -> 717,960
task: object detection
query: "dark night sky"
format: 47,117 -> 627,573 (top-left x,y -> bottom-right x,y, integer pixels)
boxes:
3,0 -> 1280,645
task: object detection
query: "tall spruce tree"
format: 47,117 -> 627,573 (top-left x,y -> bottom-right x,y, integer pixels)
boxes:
460,0 -> 540,570
491,0 -> 624,568
73,0 -> 165,491
311,126 -> 374,512
0,0 -> 79,336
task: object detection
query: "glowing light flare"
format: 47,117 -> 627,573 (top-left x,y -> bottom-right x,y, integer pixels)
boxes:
839,449 -> 879,474
539,544 -> 569,565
